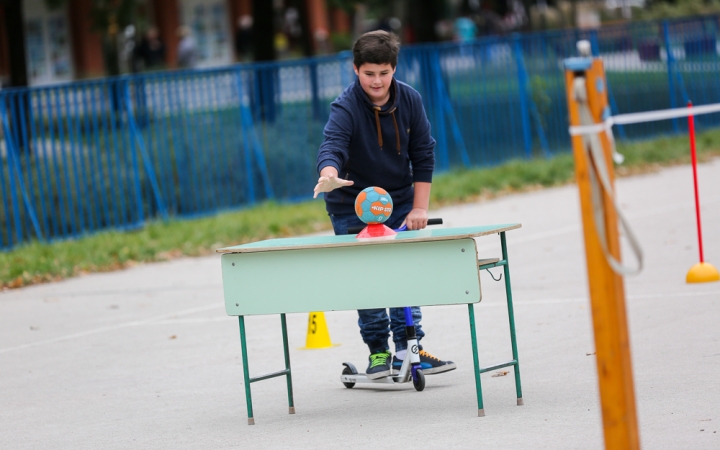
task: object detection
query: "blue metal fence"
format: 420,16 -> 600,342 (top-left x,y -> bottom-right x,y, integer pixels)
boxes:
3,15 -> 720,250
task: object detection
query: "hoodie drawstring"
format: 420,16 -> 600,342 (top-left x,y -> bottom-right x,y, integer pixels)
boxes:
373,106 -> 401,155
391,110 -> 400,155
373,106 -> 383,148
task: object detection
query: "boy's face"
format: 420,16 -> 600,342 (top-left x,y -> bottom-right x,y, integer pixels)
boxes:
354,63 -> 396,106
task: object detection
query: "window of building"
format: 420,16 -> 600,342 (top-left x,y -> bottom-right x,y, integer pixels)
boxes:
23,0 -> 74,85
180,0 -> 232,68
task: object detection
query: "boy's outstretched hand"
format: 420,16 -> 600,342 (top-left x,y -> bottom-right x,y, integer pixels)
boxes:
313,173 -> 354,198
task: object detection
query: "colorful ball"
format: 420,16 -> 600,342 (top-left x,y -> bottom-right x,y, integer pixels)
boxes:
355,187 -> 393,224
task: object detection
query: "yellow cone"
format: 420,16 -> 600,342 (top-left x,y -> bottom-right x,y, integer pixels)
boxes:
303,312 -> 334,349
686,262 -> 720,283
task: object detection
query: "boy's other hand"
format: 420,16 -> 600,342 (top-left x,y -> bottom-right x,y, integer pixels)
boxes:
402,208 -> 428,230
313,174 -> 354,198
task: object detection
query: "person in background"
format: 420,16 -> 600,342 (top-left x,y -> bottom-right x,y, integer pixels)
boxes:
234,15 -> 254,61
454,14 -> 477,43
134,27 -> 166,71
176,26 -> 198,69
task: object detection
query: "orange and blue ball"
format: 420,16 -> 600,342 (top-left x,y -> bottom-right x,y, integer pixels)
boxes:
355,187 -> 393,224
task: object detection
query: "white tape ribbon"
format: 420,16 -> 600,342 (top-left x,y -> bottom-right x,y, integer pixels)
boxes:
569,102 -> 720,136
573,78 -> 644,276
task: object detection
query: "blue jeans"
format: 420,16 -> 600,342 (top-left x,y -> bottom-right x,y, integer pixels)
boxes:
329,201 -> 425,354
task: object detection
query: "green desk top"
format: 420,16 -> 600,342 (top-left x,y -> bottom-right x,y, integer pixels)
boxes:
217,223 -> 521,254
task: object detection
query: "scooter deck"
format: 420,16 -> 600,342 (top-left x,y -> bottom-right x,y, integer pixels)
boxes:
341,371 -> 410,384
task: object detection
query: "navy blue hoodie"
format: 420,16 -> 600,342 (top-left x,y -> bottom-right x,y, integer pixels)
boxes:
317,77 -> 436,215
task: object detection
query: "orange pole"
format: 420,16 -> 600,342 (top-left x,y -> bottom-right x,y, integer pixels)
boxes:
0,5 -> 10,80
565,56 -> 640,450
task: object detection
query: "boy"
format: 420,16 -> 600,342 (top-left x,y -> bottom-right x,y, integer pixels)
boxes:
313,30 -> 456,380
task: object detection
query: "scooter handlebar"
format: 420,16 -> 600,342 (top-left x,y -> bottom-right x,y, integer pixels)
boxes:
346,218 -> 443,235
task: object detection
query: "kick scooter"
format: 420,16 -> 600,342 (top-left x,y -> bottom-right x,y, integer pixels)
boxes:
340,305 -> 426,391
340,219 -> 443,392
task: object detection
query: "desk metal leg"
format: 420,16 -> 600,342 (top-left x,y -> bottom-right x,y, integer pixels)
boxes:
238,316 -> 255,425
467,303 -> 485,417
501,232 -> 524,405
280,314 -> 295,414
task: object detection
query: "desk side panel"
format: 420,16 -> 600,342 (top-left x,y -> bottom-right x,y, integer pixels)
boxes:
221,239 -> 481,316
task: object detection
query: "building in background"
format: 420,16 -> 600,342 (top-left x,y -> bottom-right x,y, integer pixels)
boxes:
0,0 -> 349,87
22,0 -> 75,85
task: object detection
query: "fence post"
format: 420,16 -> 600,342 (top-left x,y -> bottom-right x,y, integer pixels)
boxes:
237,71 -> 256,204
429,53 -> 470,167
662,21 -> 680,133
235,69 -> 274,202
309,59 -> 321,121
426,51 -> 449,171
589,30 -> 600,56
256,65 -> 277,123
123,80 -> 169,221
122,81 -> 146,224
0,93 -> 43,243
1,96 -> 23,245
512,34 -> 533,159
0,147 -> 9,248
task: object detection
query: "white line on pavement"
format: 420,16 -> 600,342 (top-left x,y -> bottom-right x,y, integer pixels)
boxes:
0,303 -> 222,354
3,291 -> 717,354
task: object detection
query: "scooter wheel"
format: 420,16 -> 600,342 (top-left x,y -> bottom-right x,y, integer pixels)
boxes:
342,366 -> 356,389
413,369 -> 425,392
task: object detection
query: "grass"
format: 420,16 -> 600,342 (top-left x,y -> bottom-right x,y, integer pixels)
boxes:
3,128 -> 720,290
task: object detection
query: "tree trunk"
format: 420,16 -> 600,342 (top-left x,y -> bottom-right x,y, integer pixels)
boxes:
407,0 -> 445,43
4,0 -> 28,87
2,0 -> 33,154
296,0 -> 314,58
103,34 -> 121,76
253,0 -> 276,62
252,0 -> 277,122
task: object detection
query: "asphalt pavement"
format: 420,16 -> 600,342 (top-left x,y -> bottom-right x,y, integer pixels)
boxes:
2,160 -> 719,449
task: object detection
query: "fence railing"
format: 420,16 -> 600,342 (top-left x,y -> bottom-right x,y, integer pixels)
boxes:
2,14 -> 720,250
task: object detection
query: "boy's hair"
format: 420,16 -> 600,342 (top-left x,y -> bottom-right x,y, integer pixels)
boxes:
352,31 -> 400,68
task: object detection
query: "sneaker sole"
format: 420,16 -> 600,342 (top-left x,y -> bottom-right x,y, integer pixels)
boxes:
390,363 -> 457,375
366,369 -> 391,380
423,362 -> 457,375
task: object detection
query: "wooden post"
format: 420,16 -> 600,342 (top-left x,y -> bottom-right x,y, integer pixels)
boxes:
564,52 -> 640,450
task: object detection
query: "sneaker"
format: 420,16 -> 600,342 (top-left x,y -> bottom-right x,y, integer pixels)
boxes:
366,350 -> 392,380
392,350 -> 456,375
